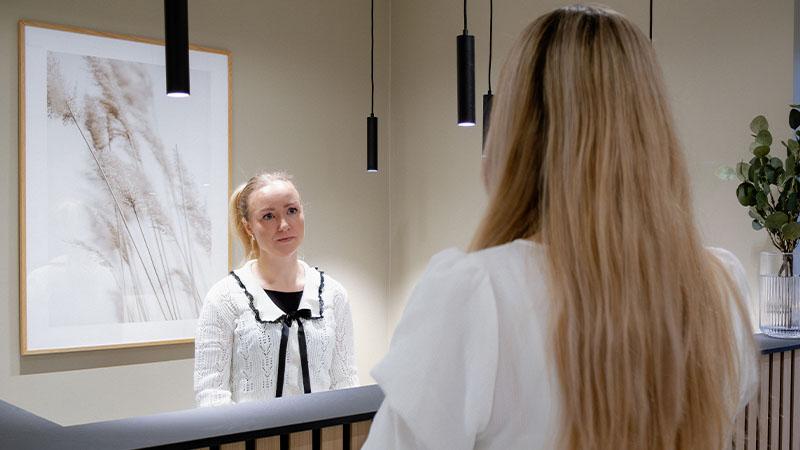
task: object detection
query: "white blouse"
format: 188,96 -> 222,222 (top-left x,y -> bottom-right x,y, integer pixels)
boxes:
194,260 -> 358,407
363,239 -> 758,449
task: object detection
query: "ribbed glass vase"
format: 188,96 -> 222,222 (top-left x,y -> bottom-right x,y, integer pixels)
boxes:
760,251 -> 800,338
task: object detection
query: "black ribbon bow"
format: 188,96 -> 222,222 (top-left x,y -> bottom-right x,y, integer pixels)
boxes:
276,308 -> 313,397
229,269 -> 326,399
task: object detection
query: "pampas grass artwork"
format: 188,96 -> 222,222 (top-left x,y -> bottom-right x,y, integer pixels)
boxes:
44,52 -> 212,323
22,22 -> 229,352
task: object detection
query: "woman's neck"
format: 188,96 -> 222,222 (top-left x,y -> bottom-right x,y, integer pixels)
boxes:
253,253 -> 303,292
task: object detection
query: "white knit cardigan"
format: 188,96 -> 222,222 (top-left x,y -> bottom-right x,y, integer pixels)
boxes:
194,260 -> 358,407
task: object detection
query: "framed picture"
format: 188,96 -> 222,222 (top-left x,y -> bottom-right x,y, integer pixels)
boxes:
19,21 -> 231,354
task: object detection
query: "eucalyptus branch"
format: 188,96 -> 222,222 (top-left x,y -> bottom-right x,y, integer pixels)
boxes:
734,110 -> 800,255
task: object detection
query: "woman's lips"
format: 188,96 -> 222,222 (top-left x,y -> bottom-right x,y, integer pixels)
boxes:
276,236 -> 295,243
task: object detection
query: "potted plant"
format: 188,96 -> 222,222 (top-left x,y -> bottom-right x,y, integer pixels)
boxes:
729,106 -> 800,337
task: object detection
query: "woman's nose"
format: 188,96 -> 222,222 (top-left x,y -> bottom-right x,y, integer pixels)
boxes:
278,218 -> 289,231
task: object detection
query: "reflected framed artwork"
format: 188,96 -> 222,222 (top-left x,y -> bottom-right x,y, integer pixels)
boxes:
19,21 -> 231,354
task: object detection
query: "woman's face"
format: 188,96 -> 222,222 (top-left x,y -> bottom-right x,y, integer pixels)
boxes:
244,181 -> 305,259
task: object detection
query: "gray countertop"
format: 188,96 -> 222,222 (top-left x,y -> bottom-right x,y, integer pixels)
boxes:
1,385 -> 383,450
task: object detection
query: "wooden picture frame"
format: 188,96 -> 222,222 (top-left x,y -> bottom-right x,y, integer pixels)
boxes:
19,20 -> 232,354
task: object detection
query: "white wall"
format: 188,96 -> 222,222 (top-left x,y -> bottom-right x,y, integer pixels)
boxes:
388,0 -> 794,331
0,0 -> 390,425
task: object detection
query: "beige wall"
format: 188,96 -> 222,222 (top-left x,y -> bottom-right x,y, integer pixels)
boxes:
0,0 -> 390,425
388,0 -> 794,330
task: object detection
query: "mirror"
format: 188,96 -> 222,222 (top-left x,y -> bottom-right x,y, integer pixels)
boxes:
3,0 -> 793,427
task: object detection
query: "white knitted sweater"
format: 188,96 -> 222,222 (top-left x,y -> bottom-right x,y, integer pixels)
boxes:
194,260 -> 359,407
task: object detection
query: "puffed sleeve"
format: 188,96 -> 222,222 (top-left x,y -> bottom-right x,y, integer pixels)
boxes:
707,247 -> 759,410
329,284 -> 359,389
194,280 -> 237,407
363,248 -> 499,450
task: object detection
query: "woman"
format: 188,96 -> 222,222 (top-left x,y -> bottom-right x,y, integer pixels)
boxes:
364,5 -> 757,449
194,172 -> 358,407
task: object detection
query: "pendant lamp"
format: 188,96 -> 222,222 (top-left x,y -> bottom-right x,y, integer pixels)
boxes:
457,0 -> 476,126
649,0 -> 653,40
367,0 -> 378,172
482,0 -> 494,150
165,0 -> 190,97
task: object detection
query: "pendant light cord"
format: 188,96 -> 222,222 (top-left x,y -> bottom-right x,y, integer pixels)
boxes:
463,0 -> 468,34
488,0 -> 492,94
649,0 -> 653,40
371,0 -> 375,116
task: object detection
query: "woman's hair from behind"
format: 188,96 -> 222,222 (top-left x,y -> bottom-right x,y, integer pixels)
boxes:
230,171 -> 296,261
471,4 -> 755,449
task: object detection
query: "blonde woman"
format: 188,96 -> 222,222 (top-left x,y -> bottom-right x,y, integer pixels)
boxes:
194,172 -> 358,407
364,5 -> 757,449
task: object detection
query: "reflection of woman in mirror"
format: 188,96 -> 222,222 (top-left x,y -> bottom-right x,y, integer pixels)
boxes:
364,5 -> 757,449
194,172 -> 358,407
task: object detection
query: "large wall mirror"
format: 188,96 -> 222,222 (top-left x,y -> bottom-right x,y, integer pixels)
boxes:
0,0 -> 795,427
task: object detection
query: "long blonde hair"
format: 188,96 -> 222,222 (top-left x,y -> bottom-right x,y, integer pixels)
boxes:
230,171 -> 296,261
471,5 -> 754,449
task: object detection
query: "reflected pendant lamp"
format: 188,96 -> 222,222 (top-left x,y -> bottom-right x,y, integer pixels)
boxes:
165,0 -> 190,97
482,0 -> 494,151
457,0 -> 476,126
367,0 -> 378,172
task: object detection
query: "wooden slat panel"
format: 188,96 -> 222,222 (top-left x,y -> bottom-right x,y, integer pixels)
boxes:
760,355 -> 770,450
221,442 -> 246,450
321,426 -> 343,450
351,420 -> 372,449
256,436 -> 280,450
772,353 -> 782,449
750,398 -> 759,450
290,430 -> 312,450
783,352 -> 792,450
734,405 -> 745,449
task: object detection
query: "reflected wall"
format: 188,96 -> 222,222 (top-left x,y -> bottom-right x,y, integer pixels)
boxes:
0,0 -> 390,425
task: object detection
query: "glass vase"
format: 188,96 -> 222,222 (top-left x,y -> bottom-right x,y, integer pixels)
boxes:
760,251 -> 800,338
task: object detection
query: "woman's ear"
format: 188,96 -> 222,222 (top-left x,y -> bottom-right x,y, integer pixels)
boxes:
241,217 -> 253,238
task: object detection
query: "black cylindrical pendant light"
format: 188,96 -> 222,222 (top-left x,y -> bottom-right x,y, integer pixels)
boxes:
457,0 -> 476,127
482,0 -> 494,150
368,115 -> 378,172
165,0 -> 190,97
649,0 -> 653,40
367,0 -> 378,172
482,93 -> 493,149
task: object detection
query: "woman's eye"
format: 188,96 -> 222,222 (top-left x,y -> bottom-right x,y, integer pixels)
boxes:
288,207 -> 298,214
263,212 -> 274,220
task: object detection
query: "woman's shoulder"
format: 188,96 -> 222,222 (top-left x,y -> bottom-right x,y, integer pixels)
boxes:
318,268 -> 346,295
705,247 -> 744,267
298,260 -> 349,310
704,247 -> 748,284
425,239 -> 545,283
203,271 -> 238,305
410,246 -> 501,311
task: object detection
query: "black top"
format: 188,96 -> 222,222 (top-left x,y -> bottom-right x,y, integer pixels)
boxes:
264,289 -> 303,314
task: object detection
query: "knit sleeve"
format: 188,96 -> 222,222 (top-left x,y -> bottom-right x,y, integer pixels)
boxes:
194,279 -> 237,407
329,284 -> 359,389
363,248 -> 499,450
